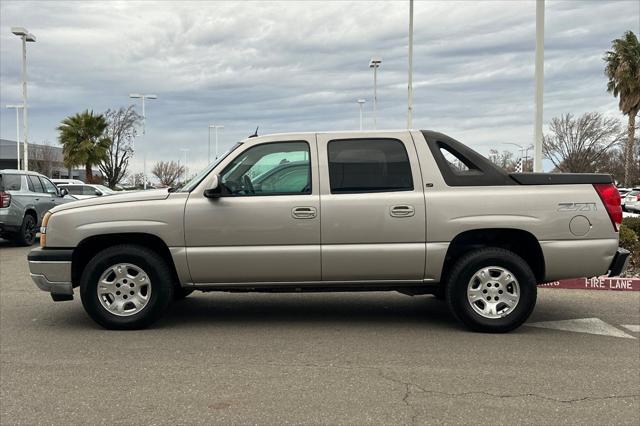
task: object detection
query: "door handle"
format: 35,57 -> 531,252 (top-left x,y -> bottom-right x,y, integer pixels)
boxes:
292,206 -> 317,219
390,205 -> 415,218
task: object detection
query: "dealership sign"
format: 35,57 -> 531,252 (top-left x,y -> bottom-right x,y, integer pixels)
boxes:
539,276 -> 640,291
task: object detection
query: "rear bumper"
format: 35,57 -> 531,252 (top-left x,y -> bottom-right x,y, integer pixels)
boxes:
608,248 -> 631,277
0,221 -> 19,234
28,248 -> 74,299
540,238 -> 619,281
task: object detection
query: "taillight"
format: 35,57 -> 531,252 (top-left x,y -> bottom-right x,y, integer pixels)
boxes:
593,183 -> 622,231
637,194 -> 640,202
0,191 -> 10,208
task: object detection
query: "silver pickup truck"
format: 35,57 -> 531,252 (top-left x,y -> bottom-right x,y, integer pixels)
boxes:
28,130 -> 629,332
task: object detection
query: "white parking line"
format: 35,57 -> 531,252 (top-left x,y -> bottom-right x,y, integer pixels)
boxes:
621,324 -> 640,333
526,318 -> 636,339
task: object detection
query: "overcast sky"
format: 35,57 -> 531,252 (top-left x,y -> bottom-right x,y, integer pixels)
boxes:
1,0 -> 639,174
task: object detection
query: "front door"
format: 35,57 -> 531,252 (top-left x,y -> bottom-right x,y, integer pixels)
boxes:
317,132 -> 426,282
184,136 -> 320,284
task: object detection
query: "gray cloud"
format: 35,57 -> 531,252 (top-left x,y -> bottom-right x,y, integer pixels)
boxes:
1,0 -> 638,173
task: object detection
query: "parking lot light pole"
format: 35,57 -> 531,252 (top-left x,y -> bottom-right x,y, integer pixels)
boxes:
533,0 -> 545,172
129,93 -> 157,189
407,0 -> 414,129
6,104 -> 24,170
356,99 -> 366,130
11,27 -> 36,171
369,57 -> 381,129
504,142 -> 534,171
208,124 -> 224,162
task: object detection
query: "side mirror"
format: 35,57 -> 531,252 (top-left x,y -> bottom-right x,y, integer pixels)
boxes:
95,190 -> 102,196
204,174 -> 222,199
59,188 -> 69,197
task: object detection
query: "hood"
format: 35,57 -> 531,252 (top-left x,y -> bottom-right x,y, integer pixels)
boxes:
51,189 -> 171,213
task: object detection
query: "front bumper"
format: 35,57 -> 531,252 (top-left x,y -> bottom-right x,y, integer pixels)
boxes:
608,248 -> 631,277
28,248 -> 74,300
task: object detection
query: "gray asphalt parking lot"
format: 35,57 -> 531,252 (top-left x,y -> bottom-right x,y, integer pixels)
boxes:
1,240 -> 639,425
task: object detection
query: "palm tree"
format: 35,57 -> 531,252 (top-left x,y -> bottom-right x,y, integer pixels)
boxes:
604,30 -> 640,186
58,110 -> 111,183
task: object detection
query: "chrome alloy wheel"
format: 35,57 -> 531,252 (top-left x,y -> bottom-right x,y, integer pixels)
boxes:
466,266 -> 520,319
97,263 -> 152,317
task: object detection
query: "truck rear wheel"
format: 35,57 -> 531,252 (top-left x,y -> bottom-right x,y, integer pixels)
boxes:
445,248 -> 537,333
80,245 -> 174,330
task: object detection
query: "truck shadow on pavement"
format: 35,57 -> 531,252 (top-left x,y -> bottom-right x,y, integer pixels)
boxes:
157,293 -> 460,330
50,293 -> 466,331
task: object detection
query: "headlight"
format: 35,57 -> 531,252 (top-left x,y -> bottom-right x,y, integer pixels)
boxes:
40,211 -> 52,248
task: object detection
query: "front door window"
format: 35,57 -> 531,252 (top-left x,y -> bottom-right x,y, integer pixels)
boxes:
220,142 -> 311,196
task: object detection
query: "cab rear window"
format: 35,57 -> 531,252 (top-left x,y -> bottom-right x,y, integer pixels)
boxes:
0,174 -> 22,191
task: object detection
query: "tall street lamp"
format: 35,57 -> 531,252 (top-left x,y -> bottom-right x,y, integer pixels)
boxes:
533,0 -> 545,172
407,0 -> 414,129
5,104 -> 24,170
369,57 -> 382,129
208,124 -> 224,163
356,99 -> 366,130
11,27 -> 36,171
129,93 -> 157,189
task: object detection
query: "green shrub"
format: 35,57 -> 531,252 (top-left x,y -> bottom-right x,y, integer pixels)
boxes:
619,225 -> 638,251
622,217 -> 640,238
619,225 -> 639,274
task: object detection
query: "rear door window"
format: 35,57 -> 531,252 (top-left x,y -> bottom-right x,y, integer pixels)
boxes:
28,175 -> 44,193
0,174 -> 22,191
327,138 -> 413,193
64,185 -> 83,195
83,186 -> 99,195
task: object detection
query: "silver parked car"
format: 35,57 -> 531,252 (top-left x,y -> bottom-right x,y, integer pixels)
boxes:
623,190 -> 640,212
0,170 -> 76,245
58,183 -> 117,199
27,130 -> 628,332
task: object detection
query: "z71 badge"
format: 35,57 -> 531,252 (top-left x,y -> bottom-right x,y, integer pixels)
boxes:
557,202 -> 597,212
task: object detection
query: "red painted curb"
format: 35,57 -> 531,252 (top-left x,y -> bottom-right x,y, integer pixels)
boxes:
539,277 -> 640,291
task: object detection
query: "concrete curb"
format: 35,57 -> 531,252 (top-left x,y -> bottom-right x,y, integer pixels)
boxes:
539,277 -> 640,291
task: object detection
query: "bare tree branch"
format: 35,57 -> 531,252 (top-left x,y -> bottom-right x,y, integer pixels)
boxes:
99,106 -> 141,188
152,161 -> 185,187
543,112 -> 623,173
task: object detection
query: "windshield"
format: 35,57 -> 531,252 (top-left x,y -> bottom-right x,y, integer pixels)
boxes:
177,142 -> 243,192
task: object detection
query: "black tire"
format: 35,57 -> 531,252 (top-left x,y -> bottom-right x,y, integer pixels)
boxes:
80,245 -> 174,330
433,288 -> 446,301
445,248 -> 537,333
13,213 -> 37,246
173,286 -> 194,301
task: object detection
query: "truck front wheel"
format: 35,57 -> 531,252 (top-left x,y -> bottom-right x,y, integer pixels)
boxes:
80,245 -> 174,330
445,248 -> 537,333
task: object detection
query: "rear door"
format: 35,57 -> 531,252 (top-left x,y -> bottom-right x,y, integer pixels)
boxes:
317,132 -> 426,282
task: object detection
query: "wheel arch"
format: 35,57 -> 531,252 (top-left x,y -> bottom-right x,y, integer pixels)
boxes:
71,233 -> 180,288
441,228 -> 545,284
24,208 -> 37,221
